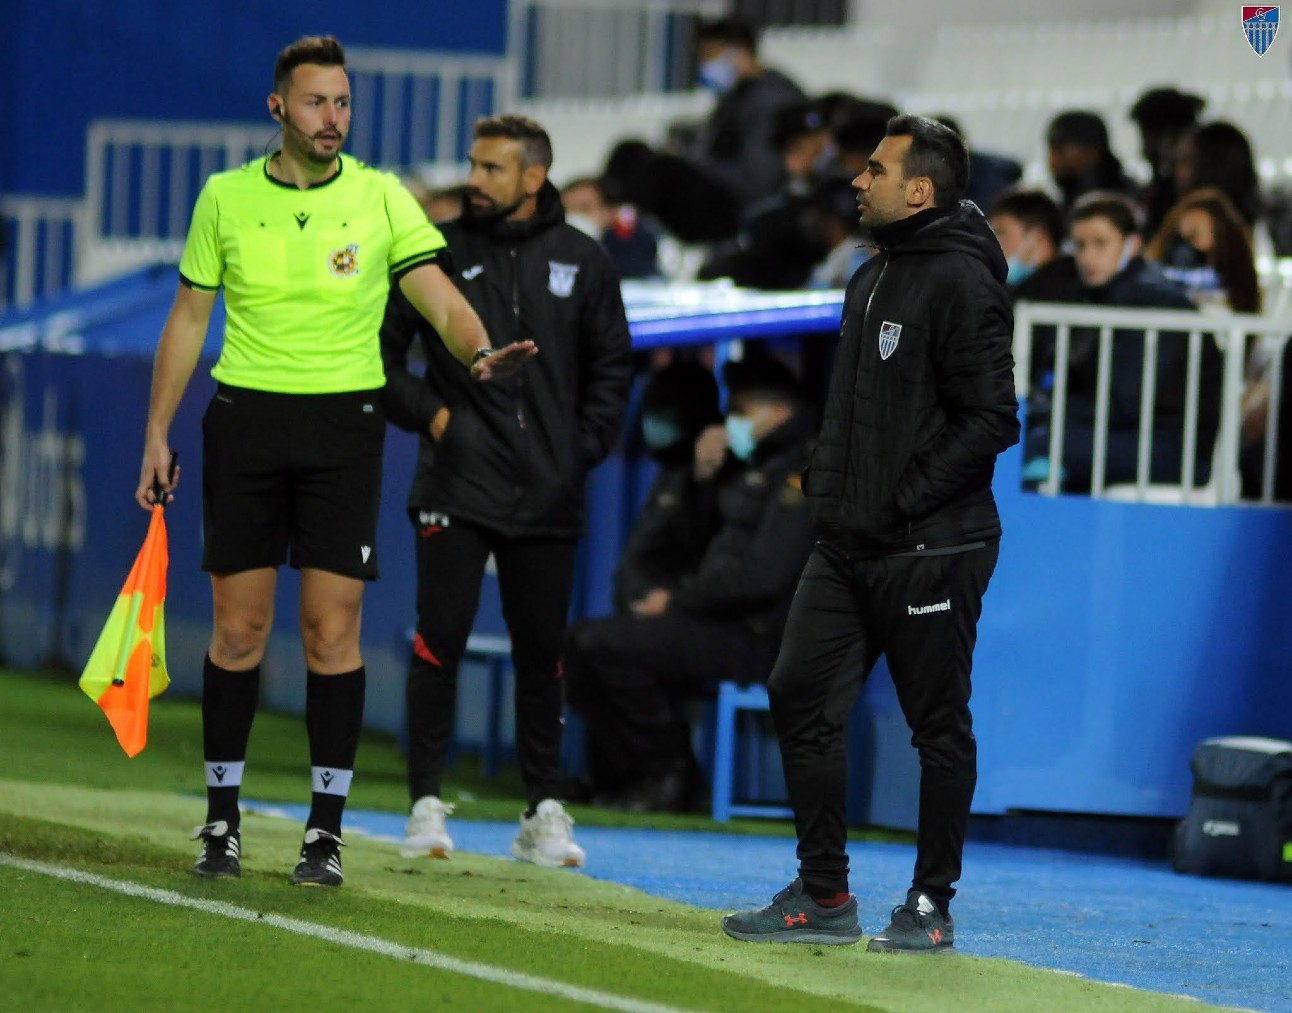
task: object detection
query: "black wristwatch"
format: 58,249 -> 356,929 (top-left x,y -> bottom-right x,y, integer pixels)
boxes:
472,347 -> 494,363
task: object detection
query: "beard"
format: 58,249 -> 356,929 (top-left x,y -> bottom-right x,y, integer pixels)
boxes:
463,188 -> 525,222
280,110 -> 344,165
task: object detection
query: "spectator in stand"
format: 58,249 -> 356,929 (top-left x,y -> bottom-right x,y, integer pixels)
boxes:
690,16 -> 806,211
1174,121 -> 1264,236
1023,193 -> 1221,493
935,115 -> 1022,212
1145,188 -> 1274,500
806,176 -> 871,289
771,100 -> 838,196
1129,86 -> 1206,240
699,100 -> 839,289
563,361 -> 725,803
834,101 -> 900,178
560,176 -> 660,279
988,188 -> 1066,294
563,354 -> 817,813
601,139 -> 740,244
1145,188 -> 1261,313
1047,110 -> 1140,216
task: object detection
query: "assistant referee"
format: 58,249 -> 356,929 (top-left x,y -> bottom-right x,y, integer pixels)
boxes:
135,35 -> 534,888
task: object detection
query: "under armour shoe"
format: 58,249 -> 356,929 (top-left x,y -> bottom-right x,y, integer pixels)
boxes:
402,795 -> 455,859
866,890 -> 955,953
511,799 -> 586,868
290,828 -> 345,887
191,820 -> 241,878
721,878 -> 862,945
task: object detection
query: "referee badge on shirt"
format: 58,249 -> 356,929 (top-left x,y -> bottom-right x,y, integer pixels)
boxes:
548,261 -> 579,298
328,243 -> 360,277
879,320 -> 902,360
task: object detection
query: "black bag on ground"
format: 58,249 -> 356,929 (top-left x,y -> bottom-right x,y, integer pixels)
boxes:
1173,736 -> 1292,882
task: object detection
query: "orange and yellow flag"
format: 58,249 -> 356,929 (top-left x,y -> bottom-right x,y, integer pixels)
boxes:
78,504 -> 171,756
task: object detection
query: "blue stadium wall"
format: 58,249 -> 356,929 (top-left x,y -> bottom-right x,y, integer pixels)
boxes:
0,0 -> 509,197
3,268 -> 1292,825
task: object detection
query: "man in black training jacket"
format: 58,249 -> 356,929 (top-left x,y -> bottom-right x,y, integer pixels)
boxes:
722,116 -> 1020,951
381,114 -> 632,869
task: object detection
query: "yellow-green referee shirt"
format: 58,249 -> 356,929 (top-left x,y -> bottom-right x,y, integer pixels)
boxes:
179,154 -> 447,394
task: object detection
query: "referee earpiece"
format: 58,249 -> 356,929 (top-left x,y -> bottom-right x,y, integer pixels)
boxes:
271,104 -> 283,121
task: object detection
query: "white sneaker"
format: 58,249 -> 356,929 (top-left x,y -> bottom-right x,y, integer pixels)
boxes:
511,798 -> 586,868
402,795 -> 455,858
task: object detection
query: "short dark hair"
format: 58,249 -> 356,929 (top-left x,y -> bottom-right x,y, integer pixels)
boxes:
989,188 -> 1065,249
474,115 -> 553,170
1070,192 -> 1142,237
1047,110 -> 1110,152
274,36 -> 346,94
1130,87 -> 1205,130
885,114 -> 969,207
696,16 -> 759,53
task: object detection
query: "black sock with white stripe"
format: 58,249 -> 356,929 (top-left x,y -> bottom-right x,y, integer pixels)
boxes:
305,667 -> 366,836
202,656 -> 260,831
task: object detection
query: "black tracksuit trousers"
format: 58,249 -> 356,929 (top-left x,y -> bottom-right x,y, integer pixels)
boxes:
768,539 -> 999,910
405,516 -> 578,809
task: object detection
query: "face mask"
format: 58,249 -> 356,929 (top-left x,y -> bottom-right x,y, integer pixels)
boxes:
698,55 -> 739,94
725,414 -> 758,461
641,415 -> 684,451
1006,258 -> 1037,286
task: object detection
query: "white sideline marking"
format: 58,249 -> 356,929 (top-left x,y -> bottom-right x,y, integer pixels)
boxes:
0,853 -> 697,1013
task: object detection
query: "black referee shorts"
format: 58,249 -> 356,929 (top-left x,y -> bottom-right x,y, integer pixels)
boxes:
201,384 -> 384,580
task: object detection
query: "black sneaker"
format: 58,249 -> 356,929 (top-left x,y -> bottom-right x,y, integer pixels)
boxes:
721,878 -> 862,945
290,828 -> 345,887
866,890 -> 955,953
191,820 -> 241,878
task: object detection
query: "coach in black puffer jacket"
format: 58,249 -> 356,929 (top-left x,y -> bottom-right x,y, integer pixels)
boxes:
381,117 -> 632,854
725,117 -> 1019,954
807,200 -> 1020,556
382,180 -> 632,538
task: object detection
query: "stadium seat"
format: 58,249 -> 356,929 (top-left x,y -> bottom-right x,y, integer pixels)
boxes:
710,681 -> 793,822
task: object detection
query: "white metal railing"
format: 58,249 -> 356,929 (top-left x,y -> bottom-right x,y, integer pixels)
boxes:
1013,302 -> 1292,506
0,196 -> 83,311
346,48 -> 511,167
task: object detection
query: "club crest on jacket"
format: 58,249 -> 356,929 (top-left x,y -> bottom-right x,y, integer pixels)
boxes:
548,261 -> 579,297
879,320 -> 902,360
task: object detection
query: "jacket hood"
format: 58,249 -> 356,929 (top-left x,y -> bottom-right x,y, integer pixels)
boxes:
878,201 -> 1009,285
458,179 -> 566,241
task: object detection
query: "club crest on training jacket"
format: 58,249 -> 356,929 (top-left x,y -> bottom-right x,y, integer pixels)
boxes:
879,320 -> 902,360
548,261 -> 579,297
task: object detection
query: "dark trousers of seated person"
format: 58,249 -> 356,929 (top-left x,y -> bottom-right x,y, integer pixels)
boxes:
1024,422 -> 1206,492
769,541 -> 998,912
563,612 -> 777,798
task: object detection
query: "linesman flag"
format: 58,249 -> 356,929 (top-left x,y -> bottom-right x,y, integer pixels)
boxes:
79,501 -> 171,756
